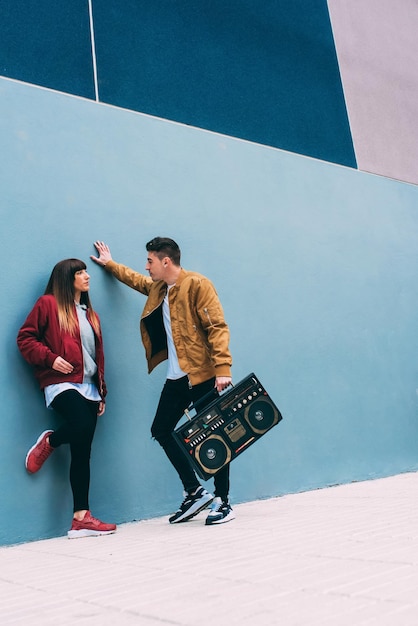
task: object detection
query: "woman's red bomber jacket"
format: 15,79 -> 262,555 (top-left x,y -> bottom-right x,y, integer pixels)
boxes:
17,294 -> 107,400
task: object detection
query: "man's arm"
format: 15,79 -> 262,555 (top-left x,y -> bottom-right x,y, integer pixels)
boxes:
195,278 -> 232,392
91,241 -> 153,295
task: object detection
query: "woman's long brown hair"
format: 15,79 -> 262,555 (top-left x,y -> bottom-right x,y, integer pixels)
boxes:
44,259 -> 100,336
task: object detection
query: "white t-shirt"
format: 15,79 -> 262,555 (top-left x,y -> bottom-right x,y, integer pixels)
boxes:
163,285 -> 187,380
44,303 -> 101,408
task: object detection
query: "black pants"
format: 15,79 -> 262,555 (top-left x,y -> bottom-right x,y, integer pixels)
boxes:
49,390 -> 98,513
151,376 -> 230,501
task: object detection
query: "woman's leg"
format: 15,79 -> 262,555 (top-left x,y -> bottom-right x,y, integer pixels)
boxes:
50,390 -> 98,513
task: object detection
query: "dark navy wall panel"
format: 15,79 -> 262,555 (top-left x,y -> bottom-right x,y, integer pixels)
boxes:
0,0 -> 356,167
94,0 -> 356,167
0,0 -> 95,98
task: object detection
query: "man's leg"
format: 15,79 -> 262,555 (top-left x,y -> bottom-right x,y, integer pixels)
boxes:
205,463 -> 235,525
213,465 -> 230,503
151,376 -> 213,523
190,378 -> 235,525
151,376 -> 200,493
191,380 -> 235,526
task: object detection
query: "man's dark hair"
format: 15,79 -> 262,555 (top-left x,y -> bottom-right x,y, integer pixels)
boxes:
146,237 -> 181,266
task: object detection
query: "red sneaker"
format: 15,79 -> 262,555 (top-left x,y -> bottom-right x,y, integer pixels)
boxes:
25,430 -> 54,473
68,511 -> 117,539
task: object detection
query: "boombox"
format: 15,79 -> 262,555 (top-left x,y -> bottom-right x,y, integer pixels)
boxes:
173,372 -> 283,480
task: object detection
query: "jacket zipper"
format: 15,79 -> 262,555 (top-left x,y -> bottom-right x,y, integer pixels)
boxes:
203,308 -> 213,327
142,291 -> 166,319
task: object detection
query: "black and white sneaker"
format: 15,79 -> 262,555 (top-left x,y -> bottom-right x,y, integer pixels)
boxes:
205,497 -> 235,525
169,487 -> 214,524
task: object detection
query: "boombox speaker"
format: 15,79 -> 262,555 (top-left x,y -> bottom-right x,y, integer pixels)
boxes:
173,372 -> 283,480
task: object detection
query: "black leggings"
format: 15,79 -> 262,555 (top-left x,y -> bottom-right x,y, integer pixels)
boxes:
49,390 -> 98,512
151,376 -> 230,501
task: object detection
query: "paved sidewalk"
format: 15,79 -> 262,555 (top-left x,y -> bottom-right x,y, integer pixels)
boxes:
1,472 -> 417,625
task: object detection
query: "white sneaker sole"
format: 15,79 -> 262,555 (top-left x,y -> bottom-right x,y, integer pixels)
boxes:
68,528 -> 116,539
205,511 -> 236,525
169,493 -> 214,523
25,430 -> 53,472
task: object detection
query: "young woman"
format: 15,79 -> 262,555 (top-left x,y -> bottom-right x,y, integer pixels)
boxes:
17,259 -> 116,539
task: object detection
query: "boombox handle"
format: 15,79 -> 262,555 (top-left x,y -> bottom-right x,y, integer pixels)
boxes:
184,382 -> 233,421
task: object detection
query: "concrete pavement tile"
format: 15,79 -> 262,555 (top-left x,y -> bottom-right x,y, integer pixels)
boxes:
301,561 -> 411,594
217,589 -> 379,626
73,612 -> 157,625
323,565 -> 416,599
275,593 -> 394,626
361,603 -> 418,626
0,599 -> 106,625
210,554 -> 333,588
75,573 -> 189,608
361,573 -> 418,603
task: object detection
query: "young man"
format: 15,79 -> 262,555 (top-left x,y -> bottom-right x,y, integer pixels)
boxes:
91,237 -> 235,525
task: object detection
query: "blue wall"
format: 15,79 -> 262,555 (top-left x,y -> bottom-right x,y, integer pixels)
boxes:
1,77 -> 417,545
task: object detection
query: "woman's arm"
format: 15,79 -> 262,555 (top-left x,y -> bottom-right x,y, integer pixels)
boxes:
16,297 -> 60,368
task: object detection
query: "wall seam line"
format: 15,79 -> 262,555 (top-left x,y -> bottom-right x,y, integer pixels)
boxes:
88,0 -> 99,102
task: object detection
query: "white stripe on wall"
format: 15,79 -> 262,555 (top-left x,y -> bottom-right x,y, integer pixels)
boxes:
88,0 -> 99,102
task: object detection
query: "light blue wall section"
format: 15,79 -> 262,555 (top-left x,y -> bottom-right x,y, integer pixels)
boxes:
1,78 -> 418,546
